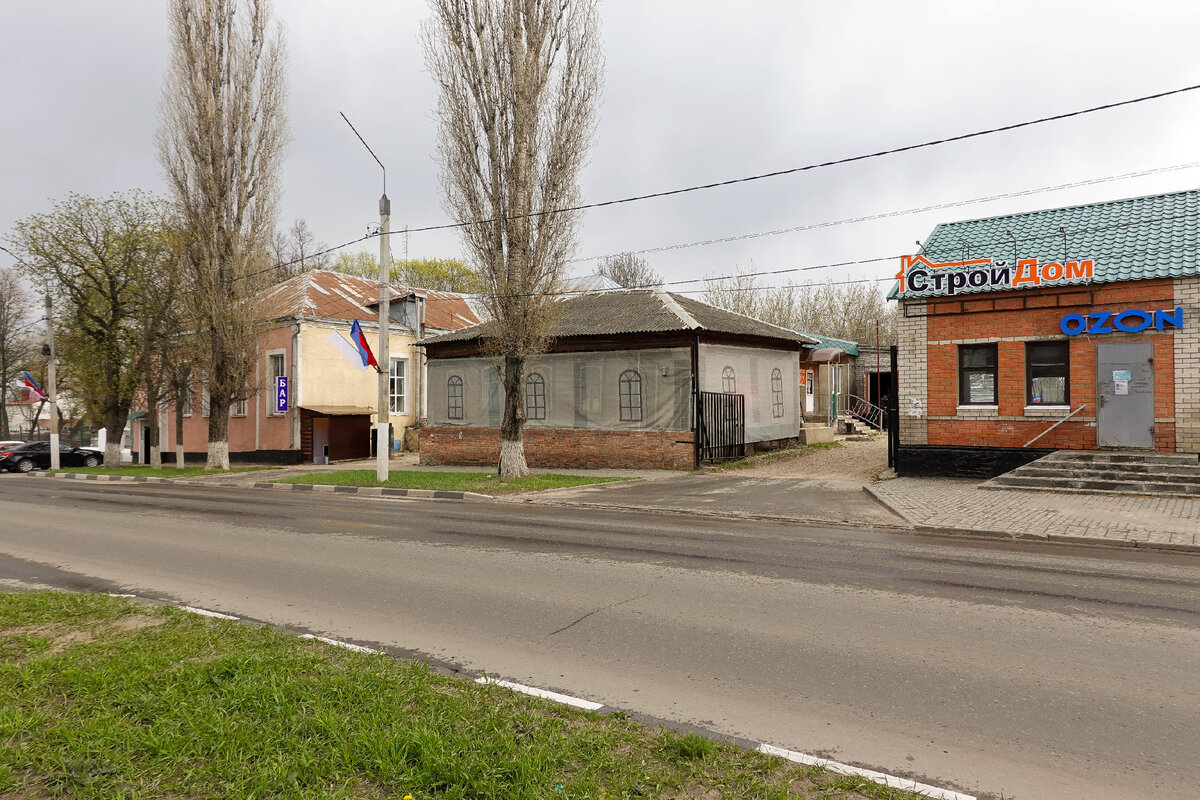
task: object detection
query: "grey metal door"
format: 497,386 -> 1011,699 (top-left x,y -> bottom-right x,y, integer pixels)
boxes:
1096,342 -> 1154,449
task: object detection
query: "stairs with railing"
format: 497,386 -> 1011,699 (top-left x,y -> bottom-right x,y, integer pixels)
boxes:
835,394 -> 885,435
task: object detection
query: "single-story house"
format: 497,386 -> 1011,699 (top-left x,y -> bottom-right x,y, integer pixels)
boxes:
418,289 -> 818,469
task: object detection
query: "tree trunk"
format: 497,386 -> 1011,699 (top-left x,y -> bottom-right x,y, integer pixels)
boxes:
497,355 -> 529,478
148,402 -> 162,469
207,398 -> 230,470
104,407 -> 124,467
174,395 -> 185,469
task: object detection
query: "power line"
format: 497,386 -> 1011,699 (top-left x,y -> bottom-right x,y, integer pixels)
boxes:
379,82 -> 1200,238
567,161 -> 1200,265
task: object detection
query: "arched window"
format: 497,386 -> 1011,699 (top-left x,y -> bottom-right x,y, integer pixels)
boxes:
771,368 -> 784,418
619,369 -> 643,422
721,366 -> 736,394
525,372 -> 546,421
447,375 -> 464,420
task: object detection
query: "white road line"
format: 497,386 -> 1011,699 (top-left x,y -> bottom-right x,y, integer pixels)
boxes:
180,606 -> 239,620
474,676 -> 604,711
757,743 -> 976,800
300,634 -> 379,654
108,593 -> 137,598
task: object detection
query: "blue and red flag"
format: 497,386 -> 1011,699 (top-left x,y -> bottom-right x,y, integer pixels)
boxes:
349,319 -> 379,369
21,371 -> 47,400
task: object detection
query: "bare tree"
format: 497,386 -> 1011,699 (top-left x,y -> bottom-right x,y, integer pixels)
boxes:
424,0 -> 602,477
272,217 -> 329,279
596,251 -> 661,288
158,0 -> 288,469
0,267 -> 33,438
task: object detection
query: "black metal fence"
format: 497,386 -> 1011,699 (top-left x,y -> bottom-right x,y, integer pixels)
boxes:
697,391 -> 745,462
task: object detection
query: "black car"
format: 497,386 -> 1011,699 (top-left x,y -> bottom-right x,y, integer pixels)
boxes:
0,441 -> 104,472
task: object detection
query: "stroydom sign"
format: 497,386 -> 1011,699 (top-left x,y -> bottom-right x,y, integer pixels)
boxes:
275,376 -> 289,413
895,254 -> 1094,297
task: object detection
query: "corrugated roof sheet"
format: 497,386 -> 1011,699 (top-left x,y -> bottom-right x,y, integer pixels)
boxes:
891,187 -> 1200,300
420,290 -> 817,346
796,332 -> 859,356
254,270 -> 478,331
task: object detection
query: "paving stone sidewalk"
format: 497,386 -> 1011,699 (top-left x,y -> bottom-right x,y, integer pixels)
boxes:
869,477 -> 1200,549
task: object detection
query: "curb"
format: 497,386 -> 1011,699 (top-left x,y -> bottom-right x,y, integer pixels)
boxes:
29,471 -> 492,501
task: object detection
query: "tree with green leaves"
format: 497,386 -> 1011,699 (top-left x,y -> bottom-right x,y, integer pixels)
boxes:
0,266 -> 33,438
8,191 -> 176,465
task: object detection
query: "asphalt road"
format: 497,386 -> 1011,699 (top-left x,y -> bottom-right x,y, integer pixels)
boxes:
1,477 -> 1198,800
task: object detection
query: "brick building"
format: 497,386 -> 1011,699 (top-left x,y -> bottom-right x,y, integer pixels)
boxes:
418,289 -> 815,469
892,188 -> 1200,477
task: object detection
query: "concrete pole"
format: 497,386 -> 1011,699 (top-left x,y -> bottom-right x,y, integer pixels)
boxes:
377,193 -> 391,482
45,294 -> 60,470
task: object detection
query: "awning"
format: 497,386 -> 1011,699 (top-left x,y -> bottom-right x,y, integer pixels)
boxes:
809,347 -> 848,363
298,405 -> 374,415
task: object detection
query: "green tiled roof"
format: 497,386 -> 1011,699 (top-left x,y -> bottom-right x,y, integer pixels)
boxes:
796,331 -> 858,356
890,188 -> 1200,300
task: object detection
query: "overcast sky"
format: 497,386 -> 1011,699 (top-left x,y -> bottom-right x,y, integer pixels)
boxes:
4,1 -> 1200,299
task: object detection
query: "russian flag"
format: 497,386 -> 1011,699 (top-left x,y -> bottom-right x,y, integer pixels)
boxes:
22,371 -> 47,400
349,319 -> 379,369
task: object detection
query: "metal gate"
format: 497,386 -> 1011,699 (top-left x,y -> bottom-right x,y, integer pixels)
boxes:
697,391 -> 745,462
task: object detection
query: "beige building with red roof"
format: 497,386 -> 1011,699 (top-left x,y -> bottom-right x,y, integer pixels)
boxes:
143,270 -> 478,464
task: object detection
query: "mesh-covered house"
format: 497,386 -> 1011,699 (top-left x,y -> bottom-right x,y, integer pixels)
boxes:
418,290 -> 817,469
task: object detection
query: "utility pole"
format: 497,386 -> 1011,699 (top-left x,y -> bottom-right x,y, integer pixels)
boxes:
45,294 -> 59,470
340,112 -> 391,481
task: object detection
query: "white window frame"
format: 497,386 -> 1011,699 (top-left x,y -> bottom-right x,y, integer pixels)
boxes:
389,357 -> 408,415
266,349 -> 287,416
231,396 -> 247,417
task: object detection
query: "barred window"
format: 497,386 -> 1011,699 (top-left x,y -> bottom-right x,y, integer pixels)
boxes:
525,373 -> 546,420
447,375 -> 464,420
721,366 -> 736,393
771,368 -> 784,418
619,369 -> 643,422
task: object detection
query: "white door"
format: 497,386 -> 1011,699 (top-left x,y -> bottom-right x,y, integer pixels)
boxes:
804,371 -> 814,413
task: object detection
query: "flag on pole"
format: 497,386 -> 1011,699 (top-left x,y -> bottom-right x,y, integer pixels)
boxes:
349,319 -> 379,369
21,371 -> 47,400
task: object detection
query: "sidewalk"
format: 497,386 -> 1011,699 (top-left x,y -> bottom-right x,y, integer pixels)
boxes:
868,477 -> 1200,549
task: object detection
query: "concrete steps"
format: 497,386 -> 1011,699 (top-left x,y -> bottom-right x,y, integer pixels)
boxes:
985,450 -> 1200,498
835,414 -> 876,436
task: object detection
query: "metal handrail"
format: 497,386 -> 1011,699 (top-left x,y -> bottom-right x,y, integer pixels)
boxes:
1023,404 -> 1087,448
842,394 -> 885,431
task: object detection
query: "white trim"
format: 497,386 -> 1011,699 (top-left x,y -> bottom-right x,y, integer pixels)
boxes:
474,676 -> 604,711
758,743 -> 976,800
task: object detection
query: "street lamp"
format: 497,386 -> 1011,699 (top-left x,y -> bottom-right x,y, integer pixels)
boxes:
340,112 -> 392,482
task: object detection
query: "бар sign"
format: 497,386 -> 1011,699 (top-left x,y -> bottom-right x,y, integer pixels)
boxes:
1060,306 -> 1184,335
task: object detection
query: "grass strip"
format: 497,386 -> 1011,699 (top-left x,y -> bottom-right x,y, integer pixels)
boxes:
50,465 -> 278,478
274,469 -> 629,495
0,591 -> 929,800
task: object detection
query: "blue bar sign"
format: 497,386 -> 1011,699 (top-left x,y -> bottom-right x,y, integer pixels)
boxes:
275,376 -> 289,413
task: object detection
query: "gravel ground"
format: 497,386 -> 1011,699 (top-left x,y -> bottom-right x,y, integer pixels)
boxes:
725,435 -> 889,482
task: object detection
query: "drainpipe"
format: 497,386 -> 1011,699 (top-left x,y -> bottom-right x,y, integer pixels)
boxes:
290,322 -> 301,451
691,332 -> 700,469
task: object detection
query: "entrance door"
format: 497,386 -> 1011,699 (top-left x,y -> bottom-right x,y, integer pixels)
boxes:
312,417 -> 330,463
804,371 -> 814,414
1096,342 -> 1154,449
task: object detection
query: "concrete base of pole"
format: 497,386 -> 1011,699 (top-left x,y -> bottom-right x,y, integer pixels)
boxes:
376,424 -> 390,482
49,432 -> 60,470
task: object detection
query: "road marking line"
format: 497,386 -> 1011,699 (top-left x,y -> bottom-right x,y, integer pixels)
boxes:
180,606 -> 239,620
758,743 -> 976,800
107,593 -> 137,598
300,634 -> 378,654
475,676 -> 604,711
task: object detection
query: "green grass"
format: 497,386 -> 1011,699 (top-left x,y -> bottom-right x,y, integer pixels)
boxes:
51,465 -> 278,478
274,469 -> 629,495
0,591 -> 930,800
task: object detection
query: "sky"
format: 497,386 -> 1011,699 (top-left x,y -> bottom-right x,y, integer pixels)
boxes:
4,1 -> 1200,301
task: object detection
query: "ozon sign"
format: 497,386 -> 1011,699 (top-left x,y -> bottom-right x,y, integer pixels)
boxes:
1060,306 -> 1184,336
895,254 -> 1094,297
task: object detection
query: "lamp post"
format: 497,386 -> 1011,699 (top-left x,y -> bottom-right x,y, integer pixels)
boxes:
341,112 -> 391,481
44,294 -> 59,469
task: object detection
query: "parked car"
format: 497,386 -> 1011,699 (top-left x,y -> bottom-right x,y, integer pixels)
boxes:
0,441 -> 104,472
0,440 -> 25,450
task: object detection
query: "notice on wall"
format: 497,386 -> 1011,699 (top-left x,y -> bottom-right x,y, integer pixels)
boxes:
1112,369 -> 1132,382
1114,380 -> 1129,396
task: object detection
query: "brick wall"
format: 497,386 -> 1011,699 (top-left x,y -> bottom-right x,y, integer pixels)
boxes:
896,300 -> 928,445
419,426 -> 695,470
900,279 -> 1185,453
1176,276 -> 1200,453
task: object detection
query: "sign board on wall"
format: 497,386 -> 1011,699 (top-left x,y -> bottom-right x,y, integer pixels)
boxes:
894,254 -> 1095,297
275,376 -> 289,413
1060,306 -> 1183,336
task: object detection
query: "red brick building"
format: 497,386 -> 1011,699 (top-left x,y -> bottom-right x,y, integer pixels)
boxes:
893,189 -> 1200,476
